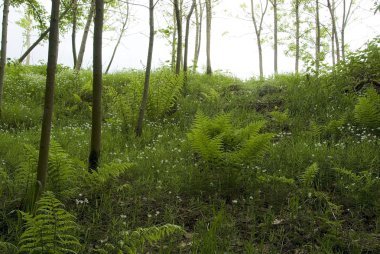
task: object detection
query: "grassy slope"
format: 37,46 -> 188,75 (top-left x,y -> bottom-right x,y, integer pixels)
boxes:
0,61 -> 379,253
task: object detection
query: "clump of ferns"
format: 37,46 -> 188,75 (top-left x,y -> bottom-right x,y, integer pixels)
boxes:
354,88 -> 380,134
18,191 -> 80,254
188,112 -> 273,172
14,141 -> 80,206
95,224 -> 184,254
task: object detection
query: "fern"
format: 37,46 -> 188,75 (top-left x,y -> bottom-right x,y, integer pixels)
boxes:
82,162 -> 134,191
46,141 -> 79,198
96,224 -> 184,254
14,145 -> 38,197
354,88 -> 380,131
300,163 -> 319,187
0,242 -> 18,254
18,191 -> 80,254
122,224 -> 184,253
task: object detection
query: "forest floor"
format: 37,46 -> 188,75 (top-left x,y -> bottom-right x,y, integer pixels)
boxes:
1,51 -> 380,253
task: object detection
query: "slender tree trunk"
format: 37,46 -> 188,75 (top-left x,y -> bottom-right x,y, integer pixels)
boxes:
25,20 -> 31,65
272,0 -> 278,75
295,0 -> 300,74
136,0 -> 154,137
171,5 -> 177,71
89,0 -> 104,171
35,0 -> 60,202
174,0 -> 182,75
327,0 -> 340,63
75,2 -> 94,71
184,1 -> 195,74
72,0 -> 78,67
205,0 -> 212,75
0,0 -> 10,116
257,36 -> 264,79
341,0 -> 352,61
18,7 -> 71,64
193,0 -> 203,72
331,28 -> 335,66
105,3 -> 129,74
250,0 -> 268,80
315,0 -> 320,75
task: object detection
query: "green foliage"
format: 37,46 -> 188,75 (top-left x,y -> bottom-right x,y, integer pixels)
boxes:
188,112 -> 273,169
18,191 -> 80,254
0,242 -> 18,254
96,224 -> 184,254
300,163 -> 319,188
81,162 -> 134,193
354,88 -> 380,132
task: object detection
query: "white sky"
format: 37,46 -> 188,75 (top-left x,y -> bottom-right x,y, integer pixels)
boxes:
4,0 -> 380,79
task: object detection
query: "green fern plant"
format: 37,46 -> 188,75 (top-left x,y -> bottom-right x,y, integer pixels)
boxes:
354,88 -> 380,132
300,163 -> 319,188
188,112 -> 273,168
96,224 -> 184,254
81,162 -> 134,192
0,242 -> 18,254
18,191 -> 80,254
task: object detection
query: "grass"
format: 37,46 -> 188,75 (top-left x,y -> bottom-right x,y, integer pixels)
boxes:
0,43 -> 380,253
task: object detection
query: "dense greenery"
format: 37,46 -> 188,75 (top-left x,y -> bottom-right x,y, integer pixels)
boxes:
1,38 -> 380,253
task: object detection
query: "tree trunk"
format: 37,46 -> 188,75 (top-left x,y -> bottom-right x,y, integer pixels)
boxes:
272,0 -> 278,75
184,1 -> 195,74
174,0 -> 182,75
136,0 -> 155,137
295,0 -> 300,74
89,0 -> 104,171
315,0 -> 320,75
250,0 -> 268,80
193,0 -> 203,72
0,0 -> 10,116
25,18 -> 31,65
258,36 -> 264,79
105,3 -> 129,74
327,0 -> 340,63
35,0 -> 60,202
171,5 -> 177,71
205,0 -> 212,75
72,0 -> 78,67
75,2 -> 94,71
18,7 -> 71,64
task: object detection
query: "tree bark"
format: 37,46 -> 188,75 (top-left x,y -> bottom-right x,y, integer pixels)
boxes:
250,0 -> 268,80
18,7 -> 71,64
105,3 -> 129,74
341,0 -> 353,61
0,0 -> 10,116
75,1 -> 94,71
315,0 -> 320,75
271,0 -> 278,75
136,0 -> 155,137
327,0 -> 340,63
295,0 -> 300,74
205,0 -> 212,75
193,0 -> 203,72
171,4 -> 177,71
89,0 -> 104,171
184,1 -> 195,73
72,0 -> 78,67
35,0 -> 60,202
174,0 -> 182,75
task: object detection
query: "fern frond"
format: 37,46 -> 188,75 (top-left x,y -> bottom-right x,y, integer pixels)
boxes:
18,191 -> 80,254
0,242 -> 18,254
334,167 -> 361,182
300,163 -> 319,187
232,133 -> 274,163
82,162 -> 134,191
122,224 -> 184,254
354,88 -> 380,131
